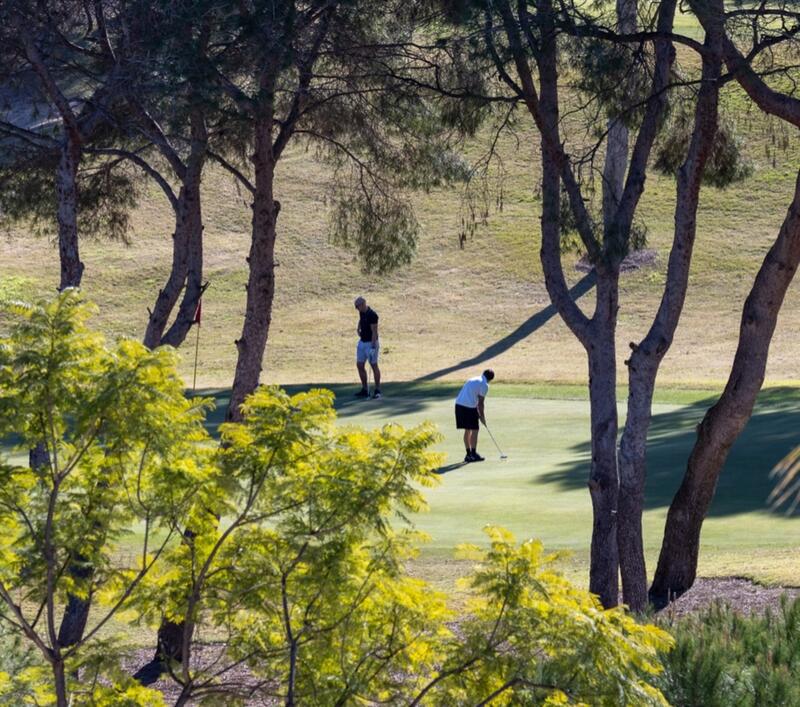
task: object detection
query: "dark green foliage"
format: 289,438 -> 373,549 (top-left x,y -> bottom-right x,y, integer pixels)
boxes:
0,156 -> 138,242
657,597 -> 800,707
559,189 -> 647,258
654,111 -> 753,187
0,153 -> 137,241
571,37 -> 655,130
330,188 -> 419,274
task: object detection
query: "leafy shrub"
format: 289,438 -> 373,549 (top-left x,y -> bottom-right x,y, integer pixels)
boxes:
654,111 -> 753,187
656,597 -> 800,706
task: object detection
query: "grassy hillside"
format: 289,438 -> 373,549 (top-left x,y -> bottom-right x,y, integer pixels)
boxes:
2,78 -> 800,392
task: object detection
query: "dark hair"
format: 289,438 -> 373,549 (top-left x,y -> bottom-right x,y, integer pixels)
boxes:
483,369 -> 495,382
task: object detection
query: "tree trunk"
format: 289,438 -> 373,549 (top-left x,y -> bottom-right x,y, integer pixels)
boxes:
53,138 -> 92,647
53,657 -> 68,707
650,171 -> 800,608
57,570 -> 92,648
133,612 -> 185,685
143,190 -> 192,349
616,11 -> 722,611
138,118 -> 277,688
144,109 -> 207,350
227,117 -> 279,423
586,272 -> 621,608
601,0 -> 636,228
160,193 -> 203,348
142,180 -> 204,350
56,138 -> 84,290
617,361 -> 656,611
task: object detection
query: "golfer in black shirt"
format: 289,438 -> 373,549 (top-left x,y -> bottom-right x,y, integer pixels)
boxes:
354,296 -> 381,399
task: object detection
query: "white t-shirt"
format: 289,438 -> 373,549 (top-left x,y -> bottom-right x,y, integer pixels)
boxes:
455,375 -> 489,408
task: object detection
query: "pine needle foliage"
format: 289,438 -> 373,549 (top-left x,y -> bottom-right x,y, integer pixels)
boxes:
656,597 -> 800,707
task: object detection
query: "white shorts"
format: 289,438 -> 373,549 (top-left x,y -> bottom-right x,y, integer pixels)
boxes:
356,340 -> 379,365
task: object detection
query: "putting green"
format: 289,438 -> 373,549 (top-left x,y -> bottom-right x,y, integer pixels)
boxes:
6,384 -> 799,588
326,384 -> 800,586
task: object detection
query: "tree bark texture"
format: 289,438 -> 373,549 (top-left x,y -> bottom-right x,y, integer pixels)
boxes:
56,566 -> 92,648
55,130 -> 84,290
143,180 -> 204,349
143,110 -> 207,349
53,657 -> 67,707
18,19 -> 86,291
586,273 -> 621,608
650,170 -> 800,607
227,116 -> 279,423
143,186 -> 193,349
601,0 -> 636,231
617,6 -> 722,611
506,0 -> 623,606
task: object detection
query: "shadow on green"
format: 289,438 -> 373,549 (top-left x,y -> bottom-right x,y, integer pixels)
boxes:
190,382 -> 466,437
538,387 -> 800,517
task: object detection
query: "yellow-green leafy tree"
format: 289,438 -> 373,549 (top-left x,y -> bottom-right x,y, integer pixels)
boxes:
0,292 -> 211,706
140,385 -> 673,705
0,294 -> 674,706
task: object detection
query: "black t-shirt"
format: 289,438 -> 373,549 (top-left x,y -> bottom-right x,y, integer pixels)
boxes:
358,307 -> 379,342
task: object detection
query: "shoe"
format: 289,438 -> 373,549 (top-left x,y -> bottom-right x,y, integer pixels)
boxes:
354,389 -> 369,398
372,390 -> 382,399
464,453 -> 474,463
471,452 -> 485,462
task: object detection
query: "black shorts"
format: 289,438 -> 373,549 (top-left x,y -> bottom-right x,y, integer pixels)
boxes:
455,404 -> 479,430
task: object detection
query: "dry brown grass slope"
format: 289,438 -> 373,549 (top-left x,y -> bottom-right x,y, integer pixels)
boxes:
2,106 -> 799,391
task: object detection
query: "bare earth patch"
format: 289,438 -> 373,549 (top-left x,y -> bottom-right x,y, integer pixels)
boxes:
575,248 -> 658,273
655,576 -> 800,620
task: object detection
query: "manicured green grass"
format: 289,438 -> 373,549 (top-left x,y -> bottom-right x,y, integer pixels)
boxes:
3,382 -> 797,649
196,383 -> 800,590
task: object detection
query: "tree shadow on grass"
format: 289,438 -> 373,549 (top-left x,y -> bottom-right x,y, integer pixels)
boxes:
538,387 -> 800,516
415,272 -> 596,382
434,461 -> 469,475
190,382 -> 462,435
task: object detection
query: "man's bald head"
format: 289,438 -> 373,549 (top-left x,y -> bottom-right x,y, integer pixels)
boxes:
354,296 -> 367,312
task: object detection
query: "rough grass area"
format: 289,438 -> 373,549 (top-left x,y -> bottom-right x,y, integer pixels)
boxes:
2,74 -> 800,390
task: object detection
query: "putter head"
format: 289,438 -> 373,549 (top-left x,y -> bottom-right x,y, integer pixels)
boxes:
499,454 -> 508,460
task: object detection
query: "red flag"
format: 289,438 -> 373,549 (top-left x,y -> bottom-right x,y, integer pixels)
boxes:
193,299 -> 202,325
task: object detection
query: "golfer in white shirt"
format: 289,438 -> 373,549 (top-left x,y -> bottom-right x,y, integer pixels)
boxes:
454,369 -> 495,462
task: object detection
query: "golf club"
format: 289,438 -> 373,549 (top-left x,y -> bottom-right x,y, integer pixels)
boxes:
483,422 -> 508,460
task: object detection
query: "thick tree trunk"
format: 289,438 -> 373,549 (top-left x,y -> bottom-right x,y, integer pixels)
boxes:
586,273 -> 621,608
227,117 -> 279,423
56,138 -> 83,290
650,171 -> 800,608
617,363 -> 656,611
617,10 -> 722,611
523,0 -> 621,607
56,567 -> 92,648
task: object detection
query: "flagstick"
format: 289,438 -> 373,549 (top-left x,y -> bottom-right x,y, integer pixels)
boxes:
192,321 -> 201,393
